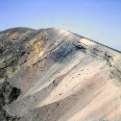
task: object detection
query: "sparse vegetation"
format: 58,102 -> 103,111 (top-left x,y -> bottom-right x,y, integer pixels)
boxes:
0,81 -> 21,121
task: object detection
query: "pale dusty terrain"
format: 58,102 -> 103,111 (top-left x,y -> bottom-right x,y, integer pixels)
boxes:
0,28 -> 121,121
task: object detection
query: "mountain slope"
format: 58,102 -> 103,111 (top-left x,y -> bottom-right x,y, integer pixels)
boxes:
0,28 -> 121,121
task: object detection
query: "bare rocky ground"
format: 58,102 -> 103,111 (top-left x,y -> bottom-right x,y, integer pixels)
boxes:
0,27 -> 121,121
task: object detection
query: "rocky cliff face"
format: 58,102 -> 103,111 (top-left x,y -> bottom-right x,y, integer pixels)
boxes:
0,27 -> 121,121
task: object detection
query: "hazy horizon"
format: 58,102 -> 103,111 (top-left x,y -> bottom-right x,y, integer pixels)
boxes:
0,0 -> 121,50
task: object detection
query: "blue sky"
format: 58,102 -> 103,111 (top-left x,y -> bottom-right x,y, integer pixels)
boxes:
0,0 -> 121,50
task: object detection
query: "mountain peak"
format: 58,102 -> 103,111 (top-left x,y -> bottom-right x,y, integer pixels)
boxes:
0,27 -> 121,121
